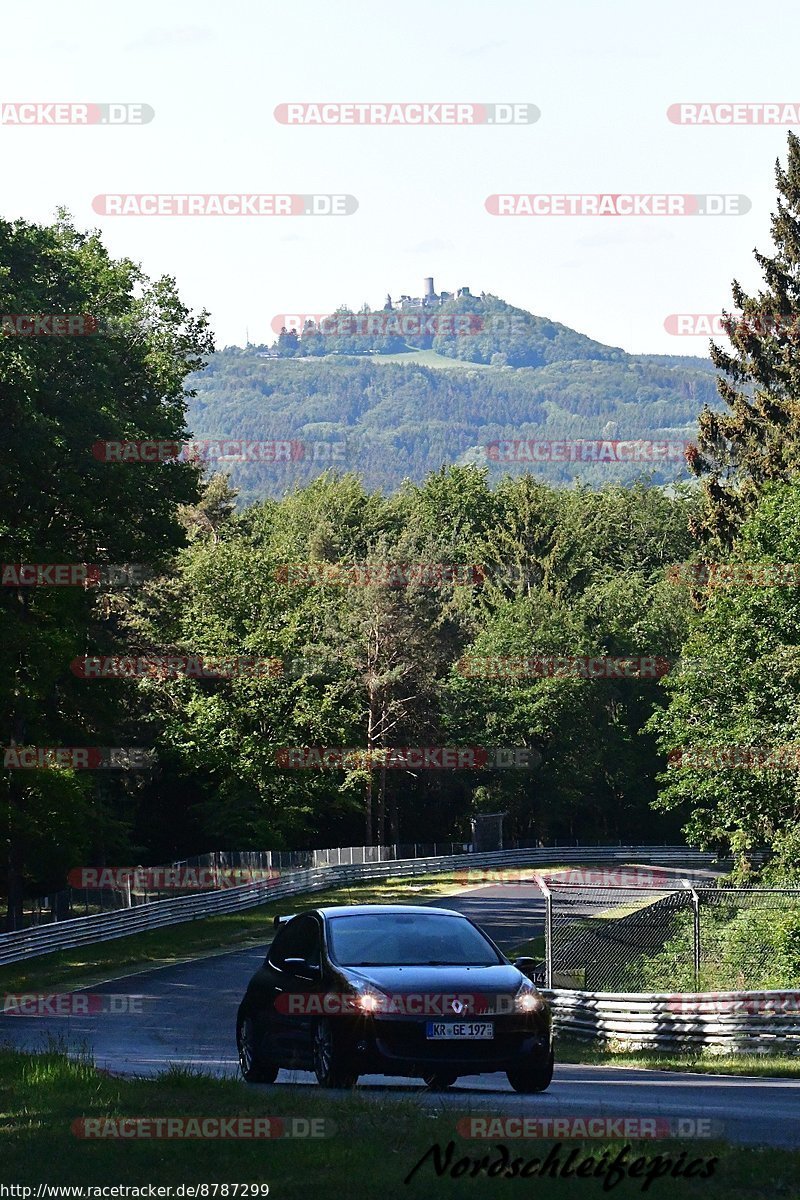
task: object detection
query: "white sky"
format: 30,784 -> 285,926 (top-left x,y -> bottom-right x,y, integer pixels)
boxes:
1,0 -> 796,354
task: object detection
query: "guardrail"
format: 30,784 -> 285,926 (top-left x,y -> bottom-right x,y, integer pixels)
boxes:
544,987 -> 800,1051
0,845 -> 721,966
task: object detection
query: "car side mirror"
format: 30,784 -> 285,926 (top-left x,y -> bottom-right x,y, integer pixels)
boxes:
513,956 -> 537,978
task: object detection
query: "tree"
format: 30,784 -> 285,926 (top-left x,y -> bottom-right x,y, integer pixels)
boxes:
649,481 -> 800,864
691,132 -> 800,552
276,327 -> 299,356
0,212 -> 213,926
178,473 -> 239,543
324,539 -> 464,845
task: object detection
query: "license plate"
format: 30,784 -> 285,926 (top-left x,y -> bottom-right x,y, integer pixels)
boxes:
425,1021 -> 494,1040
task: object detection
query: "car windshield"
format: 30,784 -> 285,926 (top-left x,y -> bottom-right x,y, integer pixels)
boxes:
326,912 -> 502,966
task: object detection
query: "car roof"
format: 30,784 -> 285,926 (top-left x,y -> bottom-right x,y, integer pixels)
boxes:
315,904 -> 468,919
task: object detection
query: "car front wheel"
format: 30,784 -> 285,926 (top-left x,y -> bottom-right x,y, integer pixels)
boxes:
312,1018 -> 358,1088
237,1012 -> 279,1084
506,1048 -> 554,1094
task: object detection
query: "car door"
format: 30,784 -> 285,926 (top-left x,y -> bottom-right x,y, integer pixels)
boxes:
264,913 -> 325,1067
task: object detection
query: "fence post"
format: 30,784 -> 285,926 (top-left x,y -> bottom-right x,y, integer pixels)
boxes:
535,873 -> 553,989
545,890 -> 553,989
691,887 -> 700,991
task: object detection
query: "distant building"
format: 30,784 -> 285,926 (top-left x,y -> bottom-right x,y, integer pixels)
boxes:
386,278 -> 473,311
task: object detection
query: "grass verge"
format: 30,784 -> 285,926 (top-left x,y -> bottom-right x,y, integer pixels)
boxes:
506,934 -> 546,960
556,1038 -> 800,1078
0,1046 -> 796,1197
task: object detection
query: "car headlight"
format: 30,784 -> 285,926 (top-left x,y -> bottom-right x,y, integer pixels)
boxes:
515,980 -> 546,1014
356,991 -> 383,1015
349,983 -> 388,1015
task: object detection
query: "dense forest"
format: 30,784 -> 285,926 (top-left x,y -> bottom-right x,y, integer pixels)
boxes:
6,135 -> 800,927
191,350 -> 718,502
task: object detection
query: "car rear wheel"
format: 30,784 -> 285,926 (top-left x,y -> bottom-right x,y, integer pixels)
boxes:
422,1072 -> 458,1090
506,1048 -> 554,1094
312,1018 -> 358,1088
237,1012 -> 279,1084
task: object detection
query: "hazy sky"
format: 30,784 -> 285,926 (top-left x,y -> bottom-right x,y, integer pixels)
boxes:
2,1 -> 797,353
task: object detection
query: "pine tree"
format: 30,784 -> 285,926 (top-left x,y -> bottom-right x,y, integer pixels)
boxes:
691,132 -> 800,551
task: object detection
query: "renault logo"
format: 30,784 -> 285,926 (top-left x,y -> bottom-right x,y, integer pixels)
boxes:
451,999 -> 467,1014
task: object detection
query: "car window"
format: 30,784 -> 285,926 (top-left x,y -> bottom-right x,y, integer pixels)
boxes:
269,915 -> 322,971
327,912 -> 502,966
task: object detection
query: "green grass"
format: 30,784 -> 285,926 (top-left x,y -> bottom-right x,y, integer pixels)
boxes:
556,1039 -> 800,1078
0,1046 -> 796,1196
0,870 -> 505,996
506,934 -> 546,960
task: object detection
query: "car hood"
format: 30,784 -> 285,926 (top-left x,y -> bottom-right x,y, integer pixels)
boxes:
340,962 -> 526,995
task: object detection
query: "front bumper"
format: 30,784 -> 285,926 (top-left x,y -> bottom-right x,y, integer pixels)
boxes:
341,1014 -> 551,1076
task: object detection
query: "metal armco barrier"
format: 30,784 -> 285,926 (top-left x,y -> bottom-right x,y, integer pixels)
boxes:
0,845 -> 718,966
543,987 -> 800,1051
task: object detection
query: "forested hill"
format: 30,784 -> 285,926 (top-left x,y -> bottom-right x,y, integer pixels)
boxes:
188,294 -> 720,503
266,293 -> 634,367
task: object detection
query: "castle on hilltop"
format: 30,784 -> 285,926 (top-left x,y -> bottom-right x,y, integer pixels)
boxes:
384,277 -> 475,311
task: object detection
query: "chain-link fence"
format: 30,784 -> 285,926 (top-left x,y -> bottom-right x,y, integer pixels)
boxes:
691,888 -> 800,992
546,882 -> 692,990
542,878 -> 800,992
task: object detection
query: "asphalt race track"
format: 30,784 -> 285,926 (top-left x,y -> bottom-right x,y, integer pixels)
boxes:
2,874 -> 798,1149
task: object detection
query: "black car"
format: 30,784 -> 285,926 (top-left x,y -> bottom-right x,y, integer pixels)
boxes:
236,904 -> 553,1092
